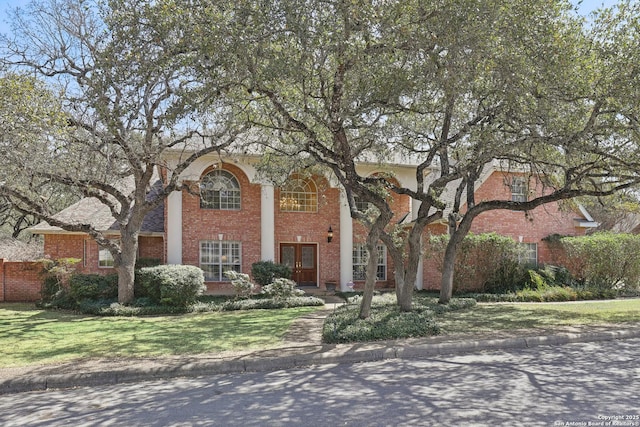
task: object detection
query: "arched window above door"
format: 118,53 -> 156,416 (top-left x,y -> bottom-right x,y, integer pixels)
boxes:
279,175 -> 318,212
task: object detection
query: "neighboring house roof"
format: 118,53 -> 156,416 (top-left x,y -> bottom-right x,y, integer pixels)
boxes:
610,212 -> 640,233
0,238 -> 44,261
29,180 -> 165,236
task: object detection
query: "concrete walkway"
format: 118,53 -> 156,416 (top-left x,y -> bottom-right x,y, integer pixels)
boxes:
2,300 -> 640,395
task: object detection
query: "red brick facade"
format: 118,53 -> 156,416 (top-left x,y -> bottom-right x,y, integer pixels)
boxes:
422,172 -> 589,290
14,163 -> 591,301
42,234 -> 165,275
0,259 -> 42,302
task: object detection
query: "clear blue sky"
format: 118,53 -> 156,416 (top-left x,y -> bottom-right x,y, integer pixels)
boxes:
0,0 -> 623,36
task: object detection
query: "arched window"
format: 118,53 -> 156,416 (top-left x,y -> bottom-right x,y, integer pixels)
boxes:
279,175 -> 318,212
200,169 -> 241,210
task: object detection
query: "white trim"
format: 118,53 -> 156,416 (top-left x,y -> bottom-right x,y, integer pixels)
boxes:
261,184 -> 275,261
339,190 -> 353,291
98,246 -> 115,268
200,240 -> 242,282
167,190 -> 183,264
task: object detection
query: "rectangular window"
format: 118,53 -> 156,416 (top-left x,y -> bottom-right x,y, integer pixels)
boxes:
352,244 -> 386,281
511,177 -> 527,202
98,246 -> 114,268
354,196 -> 371,213
518,243 -> 538,266
200,241 -> 242,281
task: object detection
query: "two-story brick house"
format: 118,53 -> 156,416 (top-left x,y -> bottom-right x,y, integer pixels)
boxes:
30,153 -> 598,293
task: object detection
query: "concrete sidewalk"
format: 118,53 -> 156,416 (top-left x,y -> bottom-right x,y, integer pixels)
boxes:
2,302 -> 639,395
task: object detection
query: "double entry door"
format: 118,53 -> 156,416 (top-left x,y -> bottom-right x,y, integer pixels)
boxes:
280,243 -> 317,286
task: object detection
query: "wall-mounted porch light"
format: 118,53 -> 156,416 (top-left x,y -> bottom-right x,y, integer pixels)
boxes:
327,226 -> 333,243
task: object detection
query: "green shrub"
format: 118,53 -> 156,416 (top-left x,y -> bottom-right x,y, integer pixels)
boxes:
323,304 -> 441,343
135,268 -> 159,300
558,233 -> 640,292
251,261 -> 292,286
136,265 -> 205,307
221,296 -> 324,311
40,275 -> 63,302
75,294 -> 323,315
483,259 -> 528,293
78,300 -> 189,316
262,278 -> 304,300
68,274 -> 118,303
38,257 -> 81,308
224,270 -> 257,298
38,276 -> 76,309
135,258 -> 162,269
322,294 -> 476,343
429,233 -> 521,293
525,270 -> 548,290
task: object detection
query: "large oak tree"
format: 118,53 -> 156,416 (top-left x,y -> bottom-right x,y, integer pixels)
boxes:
194,0 -> 640,312
0,0 -> 242,303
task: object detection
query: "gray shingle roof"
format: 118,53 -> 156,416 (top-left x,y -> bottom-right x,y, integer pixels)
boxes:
29,180 -> 165,235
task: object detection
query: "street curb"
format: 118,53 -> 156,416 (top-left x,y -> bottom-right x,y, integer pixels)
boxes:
2,327 -> 639,395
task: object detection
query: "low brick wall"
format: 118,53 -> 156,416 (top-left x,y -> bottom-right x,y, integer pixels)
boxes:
0,259 -> 43,302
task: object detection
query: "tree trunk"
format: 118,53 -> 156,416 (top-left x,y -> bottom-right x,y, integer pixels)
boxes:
116,227 -> 139,304
439,216 -> 474,304
398,227 -> 423,311
358,218 -> 386,319
358,239 -> 379,319
439,243 -> 457,304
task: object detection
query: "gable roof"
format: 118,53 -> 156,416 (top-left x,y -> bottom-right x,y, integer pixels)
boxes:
29,180 -> 165,236
424,163 -> 597,227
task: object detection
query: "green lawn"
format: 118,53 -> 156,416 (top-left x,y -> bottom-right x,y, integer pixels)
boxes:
439,299 -> 640,334
0,303 -> 319,368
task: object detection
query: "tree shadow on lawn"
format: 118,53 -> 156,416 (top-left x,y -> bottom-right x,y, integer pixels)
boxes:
437,303 -> 640,334
1,303 -> 311,367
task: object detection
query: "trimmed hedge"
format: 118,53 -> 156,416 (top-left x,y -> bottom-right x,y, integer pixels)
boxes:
69,273 -> 118,303
136,265 -> 206,307
76,295 -> 324,316
251,261 -> 292,286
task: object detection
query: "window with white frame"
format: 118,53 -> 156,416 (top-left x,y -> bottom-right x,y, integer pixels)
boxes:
279,175 -> 318,212
511,177 -> 528,202
354,195 -> 371,213
518,243 -> 538,266
200,241 -> 242,281
352,244 -> 387,281
200,169 -> 241,210
98,246 -> 115,268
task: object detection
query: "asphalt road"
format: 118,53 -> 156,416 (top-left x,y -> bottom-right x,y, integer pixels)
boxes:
1,338 -> 639,427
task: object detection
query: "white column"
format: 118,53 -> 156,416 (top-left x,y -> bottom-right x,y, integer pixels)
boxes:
339,190 -> 353,291
261,184 -> 275,261
416,253 -> 424,290
167,190 -> 183,264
